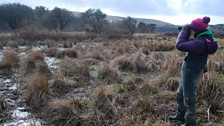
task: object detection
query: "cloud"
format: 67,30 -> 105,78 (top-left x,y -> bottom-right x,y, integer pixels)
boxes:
0,0 -> 223,17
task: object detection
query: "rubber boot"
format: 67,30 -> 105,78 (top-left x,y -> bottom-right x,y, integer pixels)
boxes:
168,107 -> 185,122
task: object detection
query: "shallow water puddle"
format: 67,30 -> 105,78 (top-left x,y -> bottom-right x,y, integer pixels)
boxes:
44,56 -> 60,70
1,75 -> 43,126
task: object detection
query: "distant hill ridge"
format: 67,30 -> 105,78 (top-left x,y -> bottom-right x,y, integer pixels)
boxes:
72,11 -> 175,27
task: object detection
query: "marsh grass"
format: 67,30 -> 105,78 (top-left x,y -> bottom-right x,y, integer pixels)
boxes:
111,52 -> 152,73
57,49 -> 78,58
20,51 -> 46,75
0,95 -> 10,123
0,50 -> 19,74
24,74 -> 50,110
2,50 -> 20,68
59,58 -> 90,82
42,98 -> 82,126
93,87 -> 118,125
51,75 -> 71,96
98,62 -> 122,84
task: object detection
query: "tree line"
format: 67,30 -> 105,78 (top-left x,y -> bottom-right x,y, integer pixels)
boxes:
0,3 -> 157,37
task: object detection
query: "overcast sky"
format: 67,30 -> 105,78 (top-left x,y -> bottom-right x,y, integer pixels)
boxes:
0,0 -> 223,25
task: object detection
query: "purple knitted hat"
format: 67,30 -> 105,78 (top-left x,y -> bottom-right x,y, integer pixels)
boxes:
190,16 -> 210,32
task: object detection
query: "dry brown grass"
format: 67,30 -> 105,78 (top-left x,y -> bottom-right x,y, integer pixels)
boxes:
84,49 -> 106,61
42,98 -> 82,126
93,87 -> 118,125
18,30 -> 96,42
194,72 -> 224,124
6,40 -> 19,48
24,74 -> 50,110
208,49 -> 224,74
0,95 -> 10,123
130,39 -> 175,52
28,51 -> 44,61
98,62 -> 122,84
51,75 -> 71,96
111,52 -> 153,73
2,50 -> 20,68
59,58 -> 90,82
0,59 -> 13,74
36,61 -> 51,76
139,80 -> 159,99
112,40 -> 137,55
45,47 -> 59,57
163,51 -> 183,77
20,51 -> 45,75
57,49 -> 79,59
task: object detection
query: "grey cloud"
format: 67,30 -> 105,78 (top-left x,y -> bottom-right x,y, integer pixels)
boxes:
0,0 -> 223,16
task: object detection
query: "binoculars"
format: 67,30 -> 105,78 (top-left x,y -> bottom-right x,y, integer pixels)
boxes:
178,26 -> 183,30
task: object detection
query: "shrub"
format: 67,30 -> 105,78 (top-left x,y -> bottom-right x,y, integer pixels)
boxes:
42,99 -> 82,126
24,74 -> 50,110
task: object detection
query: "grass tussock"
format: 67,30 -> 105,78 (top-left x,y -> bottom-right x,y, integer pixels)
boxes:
42,99 -> 82,126
20,51 -> 46,75
84,49 -> 106,61
139,80 -> 159,99
208,49 -> 224,74
0,96 -> 10,123
0,59 -> 13,74
28,51 -> 44,61
93,87 -> 118,125
98,62 -> 122,84
45,47 -> 59,57
58,49 -> 79,59
0,50 -> 19,73
163,52 -> 183,77
131,39 -> 175,51
111,52 -> 154,73
196,72 -> 224,122
114,40 -> 137,55
36,61 -> 51,76
6,40 -> 19,48
24,74 -> 50,110
2,50 -> 20,68
59,58 -> 90,82
51,75 -> 71,95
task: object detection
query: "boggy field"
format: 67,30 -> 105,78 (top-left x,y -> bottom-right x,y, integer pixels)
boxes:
0,32 -> 223,126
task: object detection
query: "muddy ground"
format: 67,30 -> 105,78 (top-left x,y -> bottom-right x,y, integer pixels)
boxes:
0,35 -> 223,126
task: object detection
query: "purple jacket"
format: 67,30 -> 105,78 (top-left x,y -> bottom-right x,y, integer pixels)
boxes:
176,28 -> 218,54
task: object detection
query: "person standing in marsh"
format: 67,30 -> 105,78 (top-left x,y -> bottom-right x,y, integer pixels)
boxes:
168,17 -> 218,126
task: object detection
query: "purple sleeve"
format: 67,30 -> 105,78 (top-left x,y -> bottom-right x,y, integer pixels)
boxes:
176,29 -> 206,54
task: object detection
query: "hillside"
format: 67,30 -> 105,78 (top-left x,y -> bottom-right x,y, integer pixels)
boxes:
73,11 -> 178,32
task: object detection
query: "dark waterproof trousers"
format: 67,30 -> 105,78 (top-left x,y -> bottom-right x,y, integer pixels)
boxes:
176,61 -> 203,124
